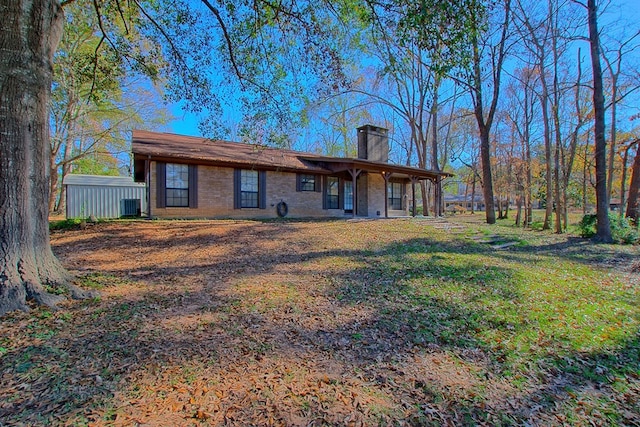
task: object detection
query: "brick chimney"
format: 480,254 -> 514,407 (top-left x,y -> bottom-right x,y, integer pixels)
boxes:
357,125 -> 389,163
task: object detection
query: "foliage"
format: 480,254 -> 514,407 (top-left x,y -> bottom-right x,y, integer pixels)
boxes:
49,219 -> 84,231
579,213 -> 639,244
130,0 -> 358,144
395,0 -> 485,76
50,2 -> 171,211
610,215 -> 640,244
49,218 -> 109,231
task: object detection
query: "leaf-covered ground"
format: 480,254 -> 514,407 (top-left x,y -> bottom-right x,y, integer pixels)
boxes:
1,216 -> 639,426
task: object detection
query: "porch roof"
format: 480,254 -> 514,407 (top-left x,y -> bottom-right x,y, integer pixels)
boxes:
301,156 -> 452,181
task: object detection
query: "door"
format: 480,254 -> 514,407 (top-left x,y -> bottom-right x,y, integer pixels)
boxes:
344,180 -> 353,213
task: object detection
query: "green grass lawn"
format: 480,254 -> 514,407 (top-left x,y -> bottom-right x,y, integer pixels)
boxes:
1,215 -> 639,425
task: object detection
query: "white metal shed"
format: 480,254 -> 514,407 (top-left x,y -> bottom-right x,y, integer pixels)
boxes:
64,174 -> 147,219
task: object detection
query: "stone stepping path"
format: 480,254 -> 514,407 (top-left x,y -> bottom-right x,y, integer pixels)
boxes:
412,217 -> 521,250
467,233 -> 520,250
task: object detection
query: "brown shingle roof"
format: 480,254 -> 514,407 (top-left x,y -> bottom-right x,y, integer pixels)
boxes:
132,130 -> 451,180
132,130 -> 327,172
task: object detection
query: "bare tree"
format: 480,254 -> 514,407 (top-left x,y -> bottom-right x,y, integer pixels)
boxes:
601,29 -> 640,202
624,139 -> 640,224
466,0 -> 513,224
505,67 -> 538,227
586,0 -> 613,242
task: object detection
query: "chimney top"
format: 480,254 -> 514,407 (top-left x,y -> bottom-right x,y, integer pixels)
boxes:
357,125 -> 389,163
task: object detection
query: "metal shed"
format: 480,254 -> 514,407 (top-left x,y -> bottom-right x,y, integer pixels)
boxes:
64,174 -> 147,219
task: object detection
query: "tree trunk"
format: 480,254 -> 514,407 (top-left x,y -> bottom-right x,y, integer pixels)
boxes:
525,125 -> 533,228
504,195 -> 509,219
583,134 -> 590,215
49,153 -> 59,213
626,144 -> 640,224
478,127 -> 496,223
621,140 -> 640,219
0,0 -> 94,316
620,143 -> 631,218
54,125 -> 75,213
540,81 -> 553,230
470,172 -> 477,214
606,75 -> 618,202
469,0 -> 510,226
553,127 -> 562,233
550,0 -> 563,234
420,181 -> 429,216
587,0 -> 613,243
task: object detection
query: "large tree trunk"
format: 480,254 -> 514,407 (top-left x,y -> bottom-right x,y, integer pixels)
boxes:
0,0 -> 94,316
540,81 -> 553,230
626,145 -> 640,224
470,171 -> 477,214
587,0 -> 613,243
478,126 -> 496,223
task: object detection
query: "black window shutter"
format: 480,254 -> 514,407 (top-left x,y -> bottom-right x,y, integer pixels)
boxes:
315,175 -> 322,192
322,176 -> 327,209
233,169 -> 241,209
156,162 -> 166,208
188,165 -> 198,208
259,170 -> 267,209
296,174 -> 302,192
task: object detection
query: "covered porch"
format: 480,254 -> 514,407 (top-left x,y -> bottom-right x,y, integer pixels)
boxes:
302,156 -> 452,218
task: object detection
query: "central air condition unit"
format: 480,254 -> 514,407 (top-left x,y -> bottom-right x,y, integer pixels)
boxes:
121,199 -> 141,217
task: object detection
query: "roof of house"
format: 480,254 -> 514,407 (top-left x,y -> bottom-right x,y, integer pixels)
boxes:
132,130 -> 451,180
132,130 -> 327,173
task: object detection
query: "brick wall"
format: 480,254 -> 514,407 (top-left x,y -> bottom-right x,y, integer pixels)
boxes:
367,173 -> 385,217
150,162 -> 344,219
149,161 -> 411,219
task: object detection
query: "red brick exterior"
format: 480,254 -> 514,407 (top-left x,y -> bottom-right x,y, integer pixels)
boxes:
148,162 -> 410,219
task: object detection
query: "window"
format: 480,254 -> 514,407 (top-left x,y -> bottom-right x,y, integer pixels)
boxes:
388,181 -> 403,210
297,174 -> 317,191
156,162 -> 197,209
234,169 -> 266,209
241,170 -> 259,208
326,176 -> 339,209
166,163 -> 189,207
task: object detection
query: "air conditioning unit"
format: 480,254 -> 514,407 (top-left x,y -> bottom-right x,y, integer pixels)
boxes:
121,199 -> 141,217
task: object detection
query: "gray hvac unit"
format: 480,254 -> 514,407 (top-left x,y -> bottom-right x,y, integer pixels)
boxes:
120,199 -> 141,217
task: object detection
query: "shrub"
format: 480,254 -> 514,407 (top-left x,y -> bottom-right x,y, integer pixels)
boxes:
579,213 -> 639,244
49,218 -> 83,231
610,214 -> 640,244
578,214 -> 597,238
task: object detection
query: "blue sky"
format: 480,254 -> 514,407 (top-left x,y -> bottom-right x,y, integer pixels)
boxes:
167,0 -> 640,148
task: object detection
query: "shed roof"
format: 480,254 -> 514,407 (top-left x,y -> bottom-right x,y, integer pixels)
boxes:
63,174 -> 145,187
131,130 -> 451,181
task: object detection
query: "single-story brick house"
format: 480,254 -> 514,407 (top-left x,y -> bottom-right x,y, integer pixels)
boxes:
132,125 -> 450,219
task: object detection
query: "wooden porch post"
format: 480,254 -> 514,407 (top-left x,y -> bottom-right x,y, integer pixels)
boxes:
146,155 -> 152,219
435,176 -> 442,217
410,176 -> 419,217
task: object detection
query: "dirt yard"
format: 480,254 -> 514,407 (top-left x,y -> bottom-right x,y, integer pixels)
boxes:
1,218 -> 638,426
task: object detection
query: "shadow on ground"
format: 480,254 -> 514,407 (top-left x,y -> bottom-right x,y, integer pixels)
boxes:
1,219 -> 638,425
